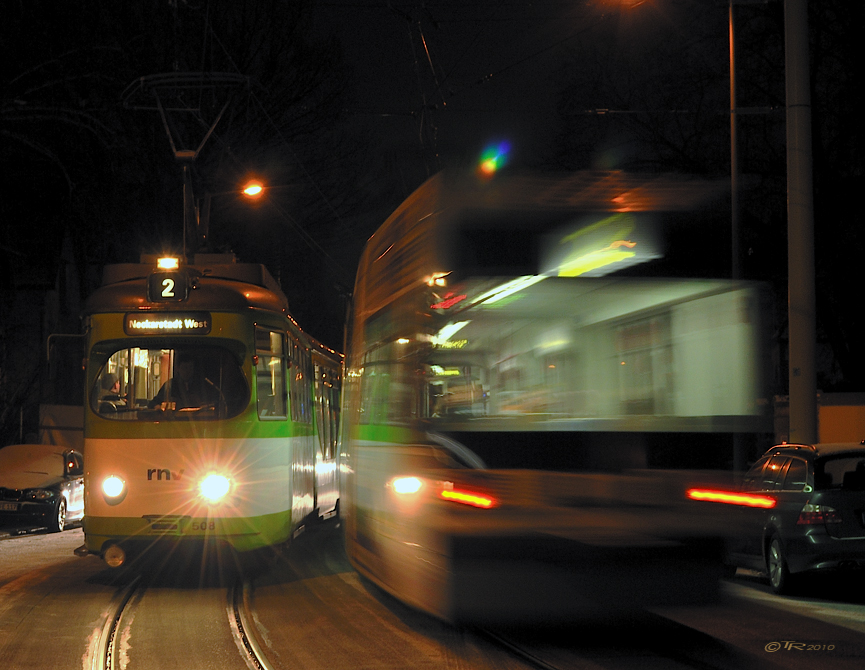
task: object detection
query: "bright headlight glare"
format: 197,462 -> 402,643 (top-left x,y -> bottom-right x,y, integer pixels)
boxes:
102,476 -> 125,498
199,474 -> 231,502
392,476 -> 423,495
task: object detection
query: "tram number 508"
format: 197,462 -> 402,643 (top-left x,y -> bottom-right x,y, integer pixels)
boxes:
148,272 -> 188,302
192,521 -> 216,531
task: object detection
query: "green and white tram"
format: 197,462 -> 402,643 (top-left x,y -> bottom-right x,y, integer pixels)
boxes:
81,254 -> 341,567
341,171 -> 770,623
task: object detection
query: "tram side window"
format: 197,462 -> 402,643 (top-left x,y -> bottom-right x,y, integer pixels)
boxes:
289,337 -> 312,423
256,329 -> 287,419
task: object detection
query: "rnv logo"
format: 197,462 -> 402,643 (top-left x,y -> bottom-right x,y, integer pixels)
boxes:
147,468 -> 185,481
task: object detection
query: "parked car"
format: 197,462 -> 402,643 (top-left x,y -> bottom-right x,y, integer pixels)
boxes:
726,442 -> 865,593
0,444 -> 84,532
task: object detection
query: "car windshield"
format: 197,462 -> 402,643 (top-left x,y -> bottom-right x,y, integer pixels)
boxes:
91,345 -> 249,421
814,454 -> 865,490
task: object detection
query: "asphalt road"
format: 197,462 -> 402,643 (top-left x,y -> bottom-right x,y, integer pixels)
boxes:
2,523 -> 864,670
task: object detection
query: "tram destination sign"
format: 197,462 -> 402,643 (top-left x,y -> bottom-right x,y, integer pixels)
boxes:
124,312 -> 212,335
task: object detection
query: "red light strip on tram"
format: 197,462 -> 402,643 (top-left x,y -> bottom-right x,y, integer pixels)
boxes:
440,489 -> 497,509
686,488 -> 776,509
430,293 -> 467,310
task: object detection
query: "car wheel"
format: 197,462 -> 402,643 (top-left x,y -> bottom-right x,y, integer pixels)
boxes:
767,534 -> 794,594
50,498 -> 67,533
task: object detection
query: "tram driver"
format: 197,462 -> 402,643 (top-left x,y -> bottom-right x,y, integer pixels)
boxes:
99,372 -> 126,413
149,352 -> 218,410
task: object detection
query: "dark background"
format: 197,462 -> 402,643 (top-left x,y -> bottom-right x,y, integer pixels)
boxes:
1,0 -> 862,444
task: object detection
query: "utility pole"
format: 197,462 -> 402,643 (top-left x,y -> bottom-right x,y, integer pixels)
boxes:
785,0 -> 817,444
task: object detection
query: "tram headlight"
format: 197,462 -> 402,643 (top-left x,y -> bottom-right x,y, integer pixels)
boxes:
199,473 -> 232,503
391,476 -> 423,495
101,475 -> 127,505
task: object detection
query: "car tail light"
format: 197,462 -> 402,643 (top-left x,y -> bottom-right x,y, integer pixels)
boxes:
796,503 -> 842,525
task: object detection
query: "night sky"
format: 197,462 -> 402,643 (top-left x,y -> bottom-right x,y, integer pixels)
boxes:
1,0 -> 864,441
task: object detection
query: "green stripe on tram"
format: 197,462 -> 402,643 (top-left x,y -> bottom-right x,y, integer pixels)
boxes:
86,413 -> 315,440
351,424 -> 422,444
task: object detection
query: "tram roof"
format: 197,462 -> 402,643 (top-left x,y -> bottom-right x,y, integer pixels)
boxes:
388,170 -> 729,220
354,170 -> 733,320
84,253 -> 290,315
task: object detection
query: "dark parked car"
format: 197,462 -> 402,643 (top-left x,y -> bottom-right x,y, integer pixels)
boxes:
726,442 -> 865,593
0,443 -> 84,532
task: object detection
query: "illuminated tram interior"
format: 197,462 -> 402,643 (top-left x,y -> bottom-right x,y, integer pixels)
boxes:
353,201 -> 769,469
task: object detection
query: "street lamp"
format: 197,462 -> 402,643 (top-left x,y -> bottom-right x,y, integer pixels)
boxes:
242,180 -> 264,199
197,179 -> 269,252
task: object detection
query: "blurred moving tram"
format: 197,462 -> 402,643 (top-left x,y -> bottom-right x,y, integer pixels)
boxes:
80,254 -> 341,567
340,171 -> 772,623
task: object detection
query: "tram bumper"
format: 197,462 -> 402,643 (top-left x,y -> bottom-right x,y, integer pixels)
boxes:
372,470 -> 738,624
81,511 -> 287,566
448,531 -> 724,624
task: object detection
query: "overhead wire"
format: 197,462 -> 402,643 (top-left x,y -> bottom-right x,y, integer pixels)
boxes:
187,12 -> 349,281
366,2 -> 607,128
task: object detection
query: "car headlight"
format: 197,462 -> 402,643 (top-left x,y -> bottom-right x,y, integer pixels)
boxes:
101,475 -> 127,504
24,489 -> 55,502
199,474 -> 231,503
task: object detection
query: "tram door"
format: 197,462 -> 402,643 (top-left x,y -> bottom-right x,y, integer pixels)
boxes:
289,335 -> 315,527
256,329 -> 308,531
313,362 -> 340,516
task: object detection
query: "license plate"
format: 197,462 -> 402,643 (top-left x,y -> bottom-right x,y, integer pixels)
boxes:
0,502 -> 19,512
143,515 -> 186,535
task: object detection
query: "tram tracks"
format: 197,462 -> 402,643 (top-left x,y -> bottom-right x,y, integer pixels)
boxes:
90,573 -> 141,670
91,570 -> 274,670
228,578 -> 275,670
82,532 -> 758,670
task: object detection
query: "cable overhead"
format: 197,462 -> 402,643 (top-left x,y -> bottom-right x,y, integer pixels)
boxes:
203,24 -> 348,232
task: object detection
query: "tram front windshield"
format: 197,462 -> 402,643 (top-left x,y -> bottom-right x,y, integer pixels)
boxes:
92,345 -> 248,420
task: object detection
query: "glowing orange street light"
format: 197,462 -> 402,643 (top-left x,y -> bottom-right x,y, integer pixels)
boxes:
242,180 -> 264,199
198,179 -> 267,250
